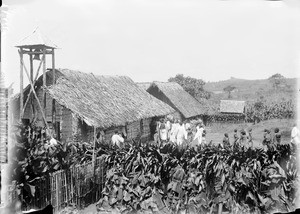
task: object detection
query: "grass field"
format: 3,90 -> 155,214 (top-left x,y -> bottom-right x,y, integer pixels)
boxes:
205,118 -> 296,148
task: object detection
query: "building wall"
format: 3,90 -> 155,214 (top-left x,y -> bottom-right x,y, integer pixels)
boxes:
72,118 -> 153,144
60,107 -> 74,142
22,89 -> 62,126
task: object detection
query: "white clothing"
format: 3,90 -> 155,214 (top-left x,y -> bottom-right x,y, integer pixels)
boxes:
193,126 -> 204,145
112,134 -> 124,147
50,138 -> 57,146
160,129 -> 168,141
185,123 -> 191,130
170,123 -> 179,143
291,126 -> 300,144
166,121 -> 171,131
176,125 -> 187,145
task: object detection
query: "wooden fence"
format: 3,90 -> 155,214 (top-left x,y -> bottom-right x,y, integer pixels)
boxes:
6,156 -> 106,213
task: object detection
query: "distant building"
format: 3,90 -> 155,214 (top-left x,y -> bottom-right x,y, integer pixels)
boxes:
220,100 -> 245,114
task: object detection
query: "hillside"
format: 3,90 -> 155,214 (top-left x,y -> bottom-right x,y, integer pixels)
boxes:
204,77 -> 298,103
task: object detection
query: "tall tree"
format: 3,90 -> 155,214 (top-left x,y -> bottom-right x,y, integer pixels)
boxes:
168,74 -> 211,99
268,73 -> 286,91
223,85 -> 236,99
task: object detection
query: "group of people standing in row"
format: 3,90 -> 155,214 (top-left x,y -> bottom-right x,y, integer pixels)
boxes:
153,117 -> 206,148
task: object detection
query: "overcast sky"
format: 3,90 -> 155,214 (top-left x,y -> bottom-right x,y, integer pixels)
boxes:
2,0 -> 300,92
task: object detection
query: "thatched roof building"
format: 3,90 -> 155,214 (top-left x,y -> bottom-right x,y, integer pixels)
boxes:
220,100 -> 245,114
46,69 -> 174,128
12,69 -> 175,142
146,82 -> 204,119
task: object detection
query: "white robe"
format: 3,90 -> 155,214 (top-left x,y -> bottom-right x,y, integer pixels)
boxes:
170,123 -> 179,143
176,125 -> 187,145
291,126 -> 300,144
193,126 -> 204,145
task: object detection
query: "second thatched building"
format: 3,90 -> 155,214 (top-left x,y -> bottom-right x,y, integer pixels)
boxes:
138,81 -> 205,121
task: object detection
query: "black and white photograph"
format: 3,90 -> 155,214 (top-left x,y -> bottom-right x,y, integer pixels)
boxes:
1,0 -> 300,213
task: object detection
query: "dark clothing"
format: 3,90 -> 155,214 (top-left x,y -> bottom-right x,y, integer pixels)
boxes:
263,132 -> 272,147
234,133 -> 239,143
248,132 -> 253,142
223,137 -> 230,147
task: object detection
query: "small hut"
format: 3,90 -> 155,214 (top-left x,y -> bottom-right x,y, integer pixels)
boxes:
12,69 -> 175,143
220,100 -> 245,114
145,82 -> 204,121
219,100 -> 246,123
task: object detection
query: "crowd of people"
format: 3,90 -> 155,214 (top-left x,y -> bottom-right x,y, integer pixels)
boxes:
153,117 -> 206,149
152,117 -> 300,150
109,115 -> 300,151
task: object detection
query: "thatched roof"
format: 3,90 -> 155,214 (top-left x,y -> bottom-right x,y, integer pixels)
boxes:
136,82 -> 152,91
220,100 -> 245,114
147,82 -> 204,118
45,69 -> 174,128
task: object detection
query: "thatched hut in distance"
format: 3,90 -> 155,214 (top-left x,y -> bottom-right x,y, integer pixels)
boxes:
12,69 -> 175,143
144,82 -> 205,121
220,100 -> 245,114
219,100 -> 246,123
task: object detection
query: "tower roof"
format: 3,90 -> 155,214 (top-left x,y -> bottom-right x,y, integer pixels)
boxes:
15,27 -> 58,49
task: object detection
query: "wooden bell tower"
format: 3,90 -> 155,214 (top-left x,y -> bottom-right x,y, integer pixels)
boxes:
16,28 -> 57,132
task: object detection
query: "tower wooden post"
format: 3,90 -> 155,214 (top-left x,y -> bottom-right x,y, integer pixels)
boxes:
16,28 -> 58,135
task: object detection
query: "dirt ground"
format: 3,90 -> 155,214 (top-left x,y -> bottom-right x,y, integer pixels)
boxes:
205,118 -> 296,148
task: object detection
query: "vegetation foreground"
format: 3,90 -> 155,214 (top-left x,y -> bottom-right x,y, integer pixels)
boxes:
9,124 -> 300,214
95,142 -> 299,214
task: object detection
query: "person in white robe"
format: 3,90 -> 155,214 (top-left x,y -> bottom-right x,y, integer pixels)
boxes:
193,123 -> 204,146
170,119 -> 179,143
165,119 -> 172,140
291,123 -> 300,145
176,122 -> 187,146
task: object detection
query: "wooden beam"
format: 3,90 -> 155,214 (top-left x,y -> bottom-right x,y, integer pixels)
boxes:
92,126 -> 96,179
29,49 -> 33,83
22,55 -> 44,116
19,48 -> 24,119
22,50 -> 53,55
42,47 -> 46,125
52,49 -> 55,125
18,50 -> 51,137
29,49 -> 34,118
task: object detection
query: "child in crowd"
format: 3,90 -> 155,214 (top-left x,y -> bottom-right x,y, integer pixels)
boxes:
274,127 -> 281,145
223,133 -> 230,147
